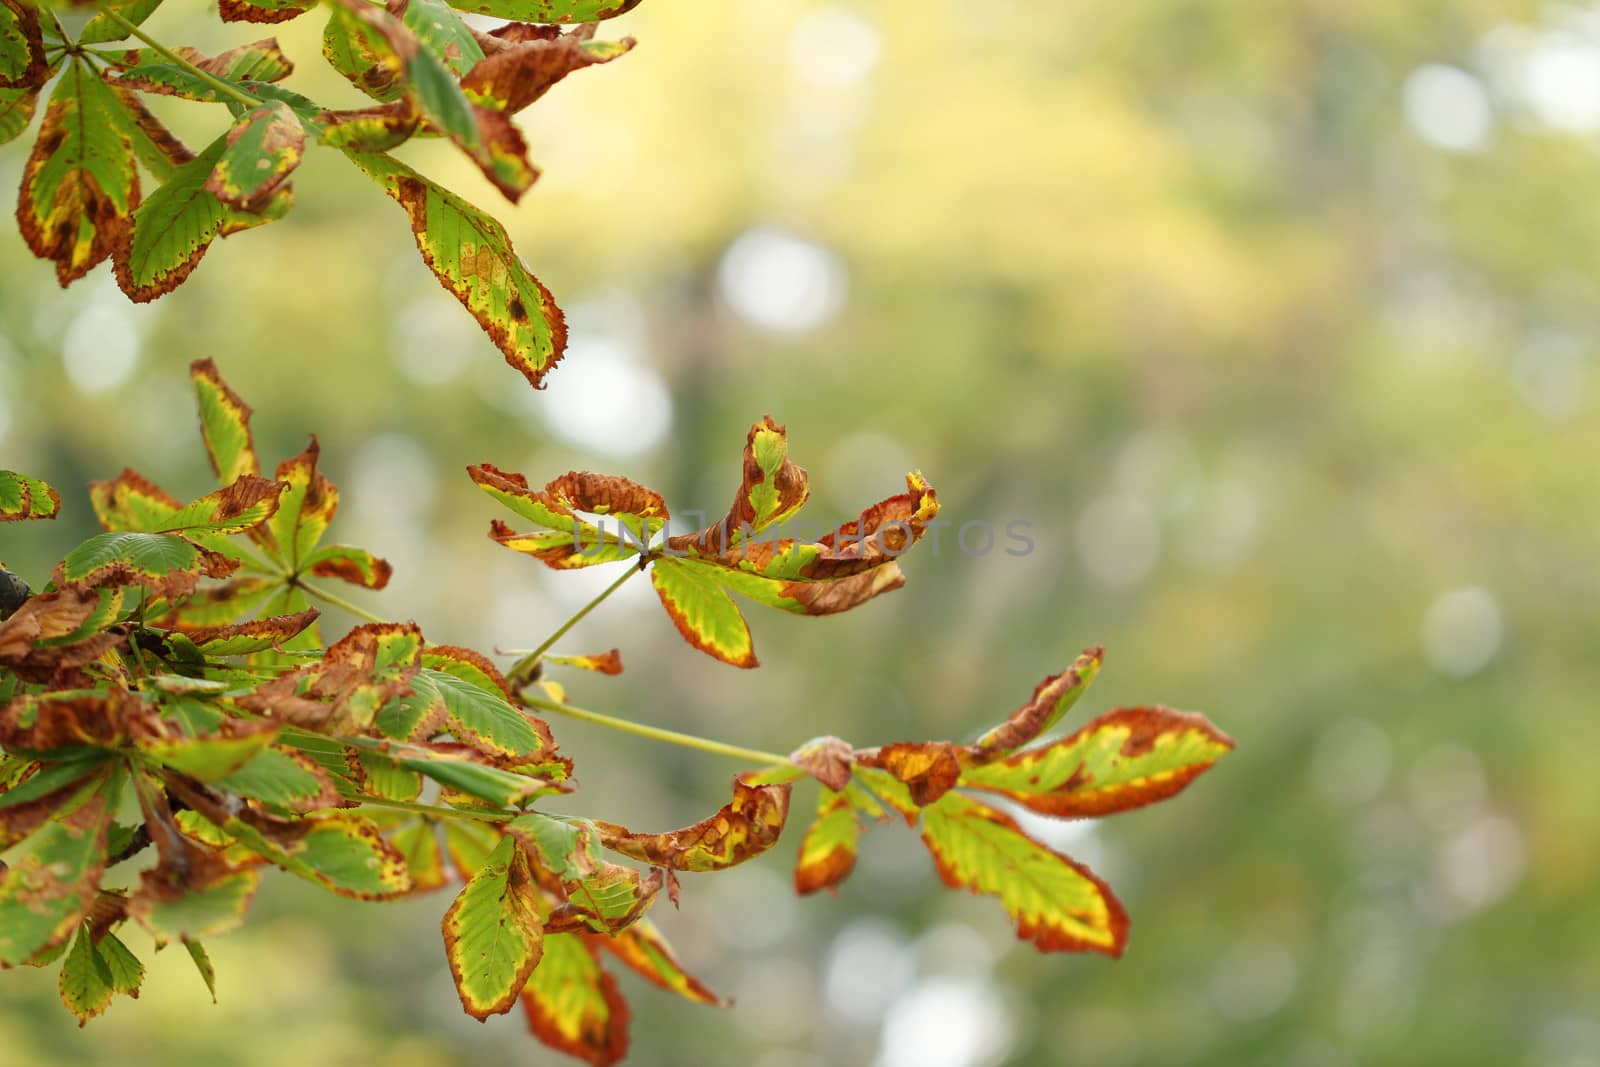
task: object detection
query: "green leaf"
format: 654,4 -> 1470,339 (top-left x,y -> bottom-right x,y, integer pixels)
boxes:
521,933 -> 629,1067
290,815 -> 412,899
0,470 -> 61,521
183,939 -> 217,1002
18,62 -> 137,285
114,134 -> 290,302
0,86 -> 37,145
112,38 -> 294,101
649,557 -> 756,669
54,532 -> 228,598
58,924 -> 116,1025
216,747 -> 338,811
447,0 -> 643,23
139,724 -> 279,782
132,867 -> 259,941
79,0 -> 164,45
959,707 -> 1234,817
919,792 -> 1128,956
395,668 -> 544,758
442,835 -> 543,1020
793,788 -> 859,896
401,0 -> 483,78
506,813 -> 658,934
387,817 -> 445,890
97,931 -> 145,998
394,753 -> 551,807
190,358 -> 259,485
345,151 -> 566,388
207,100 -> 304,210
104,85 -> 193,183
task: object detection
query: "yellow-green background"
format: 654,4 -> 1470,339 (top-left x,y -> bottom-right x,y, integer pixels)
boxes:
2,0 -> 1595,1064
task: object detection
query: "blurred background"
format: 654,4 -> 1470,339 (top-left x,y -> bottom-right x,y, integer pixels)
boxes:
1,0 -> 1595,1064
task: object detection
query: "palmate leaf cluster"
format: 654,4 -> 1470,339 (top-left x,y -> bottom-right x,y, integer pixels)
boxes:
2,2 -> 1236,1061
0,363 -> 1232,1063
1,0 -> 641,389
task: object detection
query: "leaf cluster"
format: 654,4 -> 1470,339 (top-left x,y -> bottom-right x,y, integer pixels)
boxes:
1,363 -> 1232,1061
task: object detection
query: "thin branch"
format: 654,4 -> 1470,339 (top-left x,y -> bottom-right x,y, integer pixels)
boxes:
521,694 -> 793,768
508,566 -> 640,685
91,7 -> 263,111
295,580 -> 388,626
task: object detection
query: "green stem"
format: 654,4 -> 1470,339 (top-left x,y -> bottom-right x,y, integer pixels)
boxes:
508,566 -> 640,684
93,7 -> 262,110
355,796 -> 511,824
296,580 -> 388,626
522,695 -> 793,768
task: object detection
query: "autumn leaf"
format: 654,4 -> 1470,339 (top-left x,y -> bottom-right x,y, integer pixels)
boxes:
346,151 -> 566,388
595,775 -> 791,872
110,38 -> 294,100
18,62 -> 138,285
856,742 -> 962,807
1,470 -> 61,521
591,918 -> 722,1006
450,0 -> 645,23
793,788 -> 859,896
78,0 -> 163,46
637,420 -> 939,666
959,707 -> 1234,817
182,609 -> 321,656
522,933 -> 630,1067
53,532 -> 237,600
183,361 -> 256,489
219,0 -> 316,25
207,100 -> 305,210
966,646 -> 1105,761
443,834 -> 544,1020
0,85 -> 38,144
546,649 -> 624,675
462,25 -> 634,116
239,622 -> 422,730
0,770 -> 119,966
470,465 -> 664,568
0,0 -> 47,90
114,134 -> 290,302
508,812 -> 661,934
648,557 -> 756,668
58,924 -> 143,1025
919,792 -> 1128,956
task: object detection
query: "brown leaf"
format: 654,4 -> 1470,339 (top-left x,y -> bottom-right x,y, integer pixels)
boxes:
0,0 -> 48,91
462,28 -> 635,116
789,735 -> 854,791
965,645 -> 1105,762
237,622 -> 422,730
594,775 -> 791,872
856,742 -> 962,807
182,609 -> 320,652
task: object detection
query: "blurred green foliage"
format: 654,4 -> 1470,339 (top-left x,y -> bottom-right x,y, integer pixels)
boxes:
3,0 -> 1597,1065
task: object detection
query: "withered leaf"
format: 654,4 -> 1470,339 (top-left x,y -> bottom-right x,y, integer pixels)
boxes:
594,775 -> 790,872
